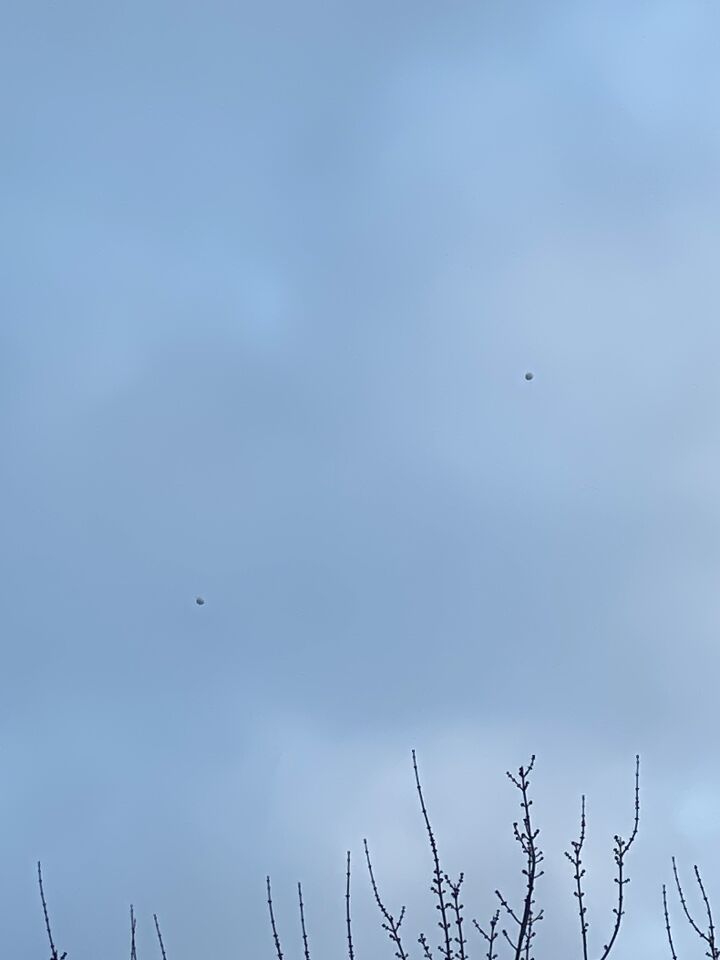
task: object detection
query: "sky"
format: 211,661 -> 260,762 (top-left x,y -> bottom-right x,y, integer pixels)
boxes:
2,0 -> 720,957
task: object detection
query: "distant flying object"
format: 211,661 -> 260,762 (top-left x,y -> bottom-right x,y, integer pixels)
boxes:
524,371 -> 534,381
195,596 -> 205,606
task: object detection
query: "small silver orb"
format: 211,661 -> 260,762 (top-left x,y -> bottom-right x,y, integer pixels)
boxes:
195,596 -> 205,606
524,371 -> 534,381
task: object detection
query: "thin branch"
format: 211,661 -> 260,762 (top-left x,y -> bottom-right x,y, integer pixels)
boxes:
565,795 -> 589,960
266,876 -> 285,960
496,756 -> 544,960
298,882 -> 312,960
345,851 -> 355,960
598,754 -> 641,960
364,837 -> 411,960
662,884 -> 678,960
672,857 -> 705,940
694,864 -> 718,959
37,862 -> 68,960
130,905 -> 138,960
413,749 -> 454,960
419,931 -> 434,959
446,871 -> 468,960
473,910 -> 500,960
153,914 -> 168,960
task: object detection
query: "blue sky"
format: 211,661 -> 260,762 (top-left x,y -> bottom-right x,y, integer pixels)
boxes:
3,1 -> 720,957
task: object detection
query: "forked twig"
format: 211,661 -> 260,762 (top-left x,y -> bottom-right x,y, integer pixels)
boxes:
474,910 -> 500,960
498,757 -> 544,960
364,837 -> 411,960
565,755 -> 640,960
665,857 -> 720,959
597,755 -> 640,960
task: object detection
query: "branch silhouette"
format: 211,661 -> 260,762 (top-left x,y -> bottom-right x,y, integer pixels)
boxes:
266,751 -> 641,960
664,856 -> 720,959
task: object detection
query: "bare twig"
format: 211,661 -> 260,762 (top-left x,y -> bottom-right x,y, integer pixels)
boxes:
37,862 -> 68,960
597,755 -> 640,960
130,905 -> 137,960
473,909 -> 500,960
298,882 -> 312,960
266,876 -> 285,960
346,851 -> 355,960
445,871 -> 468,960
364,837 -> 411,960
495,756 -> 545,960
419,931 -> 434,958
153,914 -> 168,960
672,858 -> 704,939
565,795 -> 589,960
662,884 -> 679,960
412,749 -> 455,960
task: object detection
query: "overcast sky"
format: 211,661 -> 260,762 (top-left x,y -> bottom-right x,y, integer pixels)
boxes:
3,1 -> 720,957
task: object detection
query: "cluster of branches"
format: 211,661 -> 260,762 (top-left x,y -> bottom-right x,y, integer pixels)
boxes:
266,752 -> 668,960
37,862 -> 168,960
34,751 -> 720,959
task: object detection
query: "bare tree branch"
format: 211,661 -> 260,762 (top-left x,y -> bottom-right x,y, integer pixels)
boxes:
266,875 -> 285,960
597,754 -> 641,960
413,749 -> 455,960
365,837 -> 412,960
37,862 -> 68,960
297,881 -> 312,960
346,851 -> 355,960
667,858 -> 720,959
153,913 -> 168,960
565,795 -> 589,960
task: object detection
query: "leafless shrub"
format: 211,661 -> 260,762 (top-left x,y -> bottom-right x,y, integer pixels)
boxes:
266,752 -> 641,960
